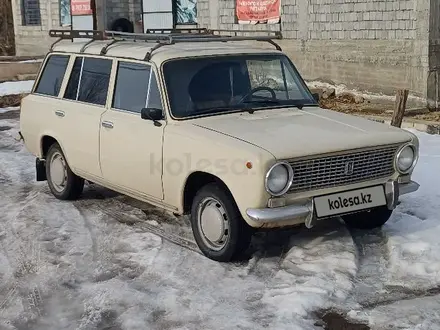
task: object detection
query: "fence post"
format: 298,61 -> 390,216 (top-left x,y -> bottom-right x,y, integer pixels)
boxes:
391,89 -> 409,127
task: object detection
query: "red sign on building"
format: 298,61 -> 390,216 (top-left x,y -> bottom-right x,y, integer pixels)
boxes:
236,0 -> 280,22
71,0 -> 92,16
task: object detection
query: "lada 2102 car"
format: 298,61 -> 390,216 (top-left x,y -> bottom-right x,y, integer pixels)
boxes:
19,29 -> 420,261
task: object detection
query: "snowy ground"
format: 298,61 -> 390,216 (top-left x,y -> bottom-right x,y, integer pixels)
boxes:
0,109 -> 440,328
0,81 -> 34,97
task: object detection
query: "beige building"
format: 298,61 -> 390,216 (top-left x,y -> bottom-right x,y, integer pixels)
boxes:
11,0 -> 197,56
9,0 -> 440,109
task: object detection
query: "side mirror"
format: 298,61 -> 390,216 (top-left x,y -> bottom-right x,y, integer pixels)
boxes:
312,93 -> 320,102
141,108 -> 163,121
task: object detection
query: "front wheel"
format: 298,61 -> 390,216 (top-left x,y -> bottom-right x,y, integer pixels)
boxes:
342,206 -> 393,230
190,183 -> 253,262
46,143 -> 84,200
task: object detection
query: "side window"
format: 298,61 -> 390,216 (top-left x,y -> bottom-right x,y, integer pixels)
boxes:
63,57 -> 112,106
79,58 -> 112,105
34,55 -> 69,96
147,73 -> 163,110
112,61 -> 153,113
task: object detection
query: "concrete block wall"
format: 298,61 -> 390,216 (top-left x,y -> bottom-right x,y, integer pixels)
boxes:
428,0 -> 440,109
197,0 -> 433,102
12,0 -> 143,55
11,0 -> 70,56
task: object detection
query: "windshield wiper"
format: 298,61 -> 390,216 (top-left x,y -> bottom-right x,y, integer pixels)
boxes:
241,100 -> 308,111
241,99 -> 281,105
192,106 -> 243,116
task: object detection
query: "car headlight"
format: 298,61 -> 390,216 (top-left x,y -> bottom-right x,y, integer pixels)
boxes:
395,144 -> 418,174
265,162 -> 293,196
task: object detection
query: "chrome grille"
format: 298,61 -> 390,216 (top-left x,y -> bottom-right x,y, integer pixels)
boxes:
288,144 -> 400,193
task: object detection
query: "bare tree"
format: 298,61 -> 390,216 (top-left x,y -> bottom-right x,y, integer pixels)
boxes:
0,0 -> 15,55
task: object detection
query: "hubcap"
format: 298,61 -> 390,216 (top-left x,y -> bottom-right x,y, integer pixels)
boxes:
50,151 -> 67,192
197,197 -> 230,251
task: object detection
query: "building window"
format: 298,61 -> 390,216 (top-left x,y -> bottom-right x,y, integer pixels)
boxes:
60,0 -> 71,26
176,0 -> 197,24
21,0 -> 41,26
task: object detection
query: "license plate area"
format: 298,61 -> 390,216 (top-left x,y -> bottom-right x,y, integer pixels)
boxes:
314,185 -> 386,218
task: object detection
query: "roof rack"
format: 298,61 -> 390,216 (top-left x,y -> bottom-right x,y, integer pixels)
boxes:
145,28 -> 211,35
49,29 -> 105,51
48,28 -> 283,60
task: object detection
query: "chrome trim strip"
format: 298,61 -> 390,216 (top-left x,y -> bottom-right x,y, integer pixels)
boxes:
399,180 -> 420,195
246,180 -> 420,225
385,180 -> 399,210
247,202 -> 311,223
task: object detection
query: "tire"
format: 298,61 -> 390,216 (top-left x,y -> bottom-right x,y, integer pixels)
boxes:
342,206 -> 393,230
45,143 -> 84,200
190,183 -> 253,262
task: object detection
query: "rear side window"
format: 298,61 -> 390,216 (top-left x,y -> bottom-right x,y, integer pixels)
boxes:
63,56 -> 112,106
34,55 -> 69,96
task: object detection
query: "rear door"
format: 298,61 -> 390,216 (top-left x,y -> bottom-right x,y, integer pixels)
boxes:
20,53 -> 71,158
57,55 -> 113,178
99,60 -> 166,200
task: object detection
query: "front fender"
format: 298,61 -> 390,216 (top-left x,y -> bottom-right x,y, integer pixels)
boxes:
162,123 -> 275,226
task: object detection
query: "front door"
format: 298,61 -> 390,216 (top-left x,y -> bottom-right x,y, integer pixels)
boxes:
99,60 -> 165,200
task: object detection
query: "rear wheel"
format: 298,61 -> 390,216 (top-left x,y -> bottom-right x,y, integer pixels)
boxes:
46,143 -> 84,200
190,183 -> 253,262
342,206 -> 393,230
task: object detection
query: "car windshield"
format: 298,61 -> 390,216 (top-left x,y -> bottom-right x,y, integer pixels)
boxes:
163,54 -> 317,119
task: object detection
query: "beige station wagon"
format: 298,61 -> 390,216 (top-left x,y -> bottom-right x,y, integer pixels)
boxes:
19,29 -> 420,261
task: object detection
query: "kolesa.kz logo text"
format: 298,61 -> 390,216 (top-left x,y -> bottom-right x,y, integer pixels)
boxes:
328,193 -> 373,210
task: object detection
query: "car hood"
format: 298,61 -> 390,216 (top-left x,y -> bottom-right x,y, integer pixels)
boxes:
191,107 -> 414,159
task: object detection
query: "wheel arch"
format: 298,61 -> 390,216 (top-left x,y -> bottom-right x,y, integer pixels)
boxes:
40,135 -> 70,164
182,171 -> 237,214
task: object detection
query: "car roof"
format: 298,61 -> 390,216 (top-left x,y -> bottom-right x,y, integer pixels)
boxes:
50,39 -> 283,65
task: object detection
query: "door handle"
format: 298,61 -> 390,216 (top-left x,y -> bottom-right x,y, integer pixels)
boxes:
101,121 -> 114,129
55,110 -> 65,117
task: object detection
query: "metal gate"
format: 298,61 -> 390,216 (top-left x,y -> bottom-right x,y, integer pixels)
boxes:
141,0 -> 174,32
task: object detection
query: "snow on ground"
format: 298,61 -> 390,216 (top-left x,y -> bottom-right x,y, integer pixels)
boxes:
18,59 -> 43,63
0,107 -> 20,114
341,129 -> 440,329
0,114 -> 440,329
384,130 -> 440,288
0,81 -> 34,97
348,295 -> 440,330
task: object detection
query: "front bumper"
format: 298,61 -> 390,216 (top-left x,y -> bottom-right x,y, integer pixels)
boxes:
246,180 -> 420,228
